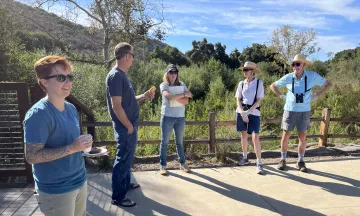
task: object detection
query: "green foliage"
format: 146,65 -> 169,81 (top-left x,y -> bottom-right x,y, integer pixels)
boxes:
306,60 -> 329,76
151,45 -> 191,66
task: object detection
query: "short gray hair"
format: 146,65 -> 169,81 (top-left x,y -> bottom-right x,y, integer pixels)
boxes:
114,42 -> 132,60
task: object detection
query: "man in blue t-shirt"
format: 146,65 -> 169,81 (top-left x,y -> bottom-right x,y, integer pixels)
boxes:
270,54 -> 332,172
24,56 -> 93,216
106,42 -> 154,207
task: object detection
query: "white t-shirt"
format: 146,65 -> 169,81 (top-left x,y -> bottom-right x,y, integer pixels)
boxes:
235,77 -> 264,116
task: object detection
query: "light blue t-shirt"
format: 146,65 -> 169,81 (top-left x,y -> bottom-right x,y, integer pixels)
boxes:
275,70 -> 326,112
23,98 -> 86,194
160,82 -> 188,117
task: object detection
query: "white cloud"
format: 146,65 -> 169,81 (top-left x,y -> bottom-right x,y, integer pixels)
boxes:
260,0 -> 360,21
316,35 -> 358,53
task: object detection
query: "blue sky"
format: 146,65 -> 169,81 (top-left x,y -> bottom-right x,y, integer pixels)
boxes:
161,0 -> 360,61
23,0 -> 360,61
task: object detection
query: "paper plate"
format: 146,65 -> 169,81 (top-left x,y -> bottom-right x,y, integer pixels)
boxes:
83,147 -> 108,157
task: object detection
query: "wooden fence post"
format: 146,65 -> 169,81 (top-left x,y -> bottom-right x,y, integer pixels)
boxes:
209,112 -> 216,153
318,108 -> 331,147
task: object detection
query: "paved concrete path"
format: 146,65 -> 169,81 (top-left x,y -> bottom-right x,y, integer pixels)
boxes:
1,157 -> 360,216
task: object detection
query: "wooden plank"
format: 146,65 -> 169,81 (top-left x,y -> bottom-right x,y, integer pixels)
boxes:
0,115 -> 20,121
216,134 -> 320,143
0,132 -> 22,137
319,108 -> 331,147
330,118 -> 360,123
82,120 -> 209,127
93,139 -> 209,146
208,112 -> 216,153
0,110 -> 20,115
0,127 -> 22,132
0,121 -> 21,127
66,95 -> 94,118
327,134 -> 360,139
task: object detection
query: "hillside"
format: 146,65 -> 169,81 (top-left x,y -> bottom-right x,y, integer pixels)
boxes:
1,0 -> 167,54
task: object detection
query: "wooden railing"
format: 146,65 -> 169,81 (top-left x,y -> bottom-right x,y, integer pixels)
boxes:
30,84 -> 96,139
82,108 -> 360,153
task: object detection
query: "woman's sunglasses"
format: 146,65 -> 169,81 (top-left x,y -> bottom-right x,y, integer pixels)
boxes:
292,62 -> 302,67
168,70 -> 178,75
243,69 -> 253,72
43,74 -> 74,82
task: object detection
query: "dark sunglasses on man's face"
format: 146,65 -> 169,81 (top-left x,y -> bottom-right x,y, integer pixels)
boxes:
292,62 -> 302,67
126,52 -> 135,58
43,74 -> 74,82
168,70 -> 178,75
243,69 -> 253,72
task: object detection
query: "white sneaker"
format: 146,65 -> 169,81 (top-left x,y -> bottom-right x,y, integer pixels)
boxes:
256,163 -> 264,174
180,164 -> 191,173
159,166 -> 168,175
237,158 -> 249,166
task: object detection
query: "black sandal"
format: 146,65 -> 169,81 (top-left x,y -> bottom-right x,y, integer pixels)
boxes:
111,197 -> 136,207
130,183 -> 140,189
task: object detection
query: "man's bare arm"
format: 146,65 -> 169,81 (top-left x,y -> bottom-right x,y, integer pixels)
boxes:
25,143 -> 73,164
314,80 -> 332,99
270,83 -> 282,97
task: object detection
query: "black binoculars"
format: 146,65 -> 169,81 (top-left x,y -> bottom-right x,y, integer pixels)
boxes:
295,93 -> 304,103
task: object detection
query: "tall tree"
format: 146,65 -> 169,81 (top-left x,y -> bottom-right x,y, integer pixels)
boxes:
186,38 -> 215,64
271,24 -> 320,68
33,0 -> 166,62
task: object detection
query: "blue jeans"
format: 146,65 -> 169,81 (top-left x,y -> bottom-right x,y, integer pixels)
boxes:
159,116 -> 186,166
112,126 -> 138,201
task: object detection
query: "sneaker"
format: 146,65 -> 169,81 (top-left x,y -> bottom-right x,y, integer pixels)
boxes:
159,166 -> 168,175
180,164 -> 191,173
237,158 -> 249,166
256,163 -> 264,174
277,159 -> 286,170
296,161 -> 308,172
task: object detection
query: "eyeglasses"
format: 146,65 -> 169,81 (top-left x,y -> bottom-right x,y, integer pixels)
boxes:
43,74 -> 74,82
168,70 -> 178,75
292,62 -> 302,67
243,69 -> 253,72
126,52 -> 135,58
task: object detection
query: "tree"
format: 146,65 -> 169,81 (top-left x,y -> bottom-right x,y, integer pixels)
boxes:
33,0 -> 166,62
228,48 -> 241,69
152,45 -> 190,66
271,24 -> 320,69
214,42 -> 229,65
186,38 -> 215,64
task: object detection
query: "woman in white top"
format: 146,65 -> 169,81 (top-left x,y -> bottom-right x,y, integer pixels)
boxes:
159,64 -> 193,175
235,61 -> 265,174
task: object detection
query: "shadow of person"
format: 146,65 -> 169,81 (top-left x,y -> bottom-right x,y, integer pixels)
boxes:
86,174 -> 190,216
170,171 -> 325,216
266,166 -> 360,197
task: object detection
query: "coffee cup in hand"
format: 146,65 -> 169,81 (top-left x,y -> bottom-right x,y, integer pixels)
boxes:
79,134 -> 93,152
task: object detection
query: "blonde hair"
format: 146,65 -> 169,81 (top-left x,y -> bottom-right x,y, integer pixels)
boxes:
162,72 -> 181,86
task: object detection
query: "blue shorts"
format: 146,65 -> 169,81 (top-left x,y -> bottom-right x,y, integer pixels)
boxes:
236,113 -> 260,134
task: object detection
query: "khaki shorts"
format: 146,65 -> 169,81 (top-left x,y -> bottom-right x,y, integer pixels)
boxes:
34,181 -> 87,216
281,111 -> 310,132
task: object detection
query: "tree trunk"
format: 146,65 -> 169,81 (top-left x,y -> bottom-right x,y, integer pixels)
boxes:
103,33 -> 110,62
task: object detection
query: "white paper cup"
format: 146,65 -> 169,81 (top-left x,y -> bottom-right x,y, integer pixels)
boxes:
79,134 -> 93,152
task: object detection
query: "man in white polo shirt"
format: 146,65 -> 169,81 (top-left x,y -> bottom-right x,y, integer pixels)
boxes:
270,54 -> 332,172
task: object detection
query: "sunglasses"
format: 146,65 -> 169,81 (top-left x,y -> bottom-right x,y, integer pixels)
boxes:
243,69 -> 253,72
43,74 -> 74,82
292,62 -> 302,67
168,70 -> 178,75
126,52 -> 135,58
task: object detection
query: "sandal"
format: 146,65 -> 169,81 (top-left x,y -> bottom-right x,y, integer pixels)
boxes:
130,183 -> 140,189
111,197 -> 136,207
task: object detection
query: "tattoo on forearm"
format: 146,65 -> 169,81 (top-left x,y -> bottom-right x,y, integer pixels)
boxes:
25,143 -> 72,164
